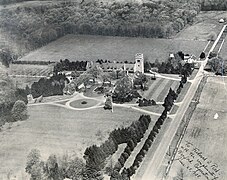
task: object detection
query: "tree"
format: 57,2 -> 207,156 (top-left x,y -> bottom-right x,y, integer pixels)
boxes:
101,72 -> 112,86
200,52 -> 205,59
207,57 -> 224,74
86,65 -> 103,81
45,154 -> 60,180
11,100 -> 28,122
63,155 -> 85,180
104,96 -> 113,110
134,71 -> 147,90
208,31 -> 217,41
112,76 -> 134,103
25,149 -> 45,180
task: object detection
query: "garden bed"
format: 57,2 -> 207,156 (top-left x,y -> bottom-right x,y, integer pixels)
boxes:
69,99 -> 100,108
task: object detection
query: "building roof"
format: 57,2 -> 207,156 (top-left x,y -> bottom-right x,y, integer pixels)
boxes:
100,62 -> 134,72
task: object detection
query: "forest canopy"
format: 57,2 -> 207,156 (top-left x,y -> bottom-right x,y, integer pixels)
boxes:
0,0 -> 200,58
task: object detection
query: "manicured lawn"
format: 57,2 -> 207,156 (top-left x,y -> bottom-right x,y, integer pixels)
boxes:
69,99 -> 100,108
0,104 -> 155,178
19,34 -> 206,63
140,78 -> 179,102
167,77 -> 227,180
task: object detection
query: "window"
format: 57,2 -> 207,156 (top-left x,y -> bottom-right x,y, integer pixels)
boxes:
137,60 -> 140,63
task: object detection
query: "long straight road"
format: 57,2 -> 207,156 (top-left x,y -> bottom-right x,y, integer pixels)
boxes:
139,24 -> 227,180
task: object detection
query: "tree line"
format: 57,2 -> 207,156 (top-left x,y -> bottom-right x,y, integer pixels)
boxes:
53,59 -> 87,73
30,73 -> 67,98
201,0 -> 227,11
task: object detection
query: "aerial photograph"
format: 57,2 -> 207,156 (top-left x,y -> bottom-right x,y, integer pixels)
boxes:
0,0 -> 226,179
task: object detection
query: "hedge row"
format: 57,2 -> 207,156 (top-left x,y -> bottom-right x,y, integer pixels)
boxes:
84,115 -> 151,173
12,60 -> 54,65
111,115 -> 151,176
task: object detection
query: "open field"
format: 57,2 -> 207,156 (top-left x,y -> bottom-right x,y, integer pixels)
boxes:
0,103 -> 159,178
167,77 -> 227,180
175,11 -> 227,41
19,34 -> 207,63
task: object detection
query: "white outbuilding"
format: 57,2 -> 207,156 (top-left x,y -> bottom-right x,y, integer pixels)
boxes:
219,18 -> 225,23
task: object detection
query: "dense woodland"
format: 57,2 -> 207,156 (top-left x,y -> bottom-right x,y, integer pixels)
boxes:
0,0 -> 200,61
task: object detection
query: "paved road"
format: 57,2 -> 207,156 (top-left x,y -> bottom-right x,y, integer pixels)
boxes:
139,24 -> 227,180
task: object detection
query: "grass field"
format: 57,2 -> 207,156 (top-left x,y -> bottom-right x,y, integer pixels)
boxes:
140,78 -> 180,102
175,11 -> 227,42
19,34 -> 207,63
167,77 -> 227,180
7,64 -> 54,88
0,103 -> 158,179
8,64 -> 53,77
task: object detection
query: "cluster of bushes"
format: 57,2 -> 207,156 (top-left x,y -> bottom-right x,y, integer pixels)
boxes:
83,115 -> 151,179
53,59 -> 87,73
207,56 -> 226,75
30,73 -> 67,98
138,98 -> 156,107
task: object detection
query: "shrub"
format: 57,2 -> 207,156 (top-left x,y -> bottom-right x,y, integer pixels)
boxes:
135,154 -> 144,162
145,139 -> 153,147
81,101 -> 87,104
114,161 -> 123,171
118,155 -> 126,166
122,152 -> 129,160
127,139 -> 136,151
142,143 -> 150,151
11,100 -> 28,122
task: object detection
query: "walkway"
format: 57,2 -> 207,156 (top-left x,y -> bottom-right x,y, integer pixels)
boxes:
28,92 -> 175,118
